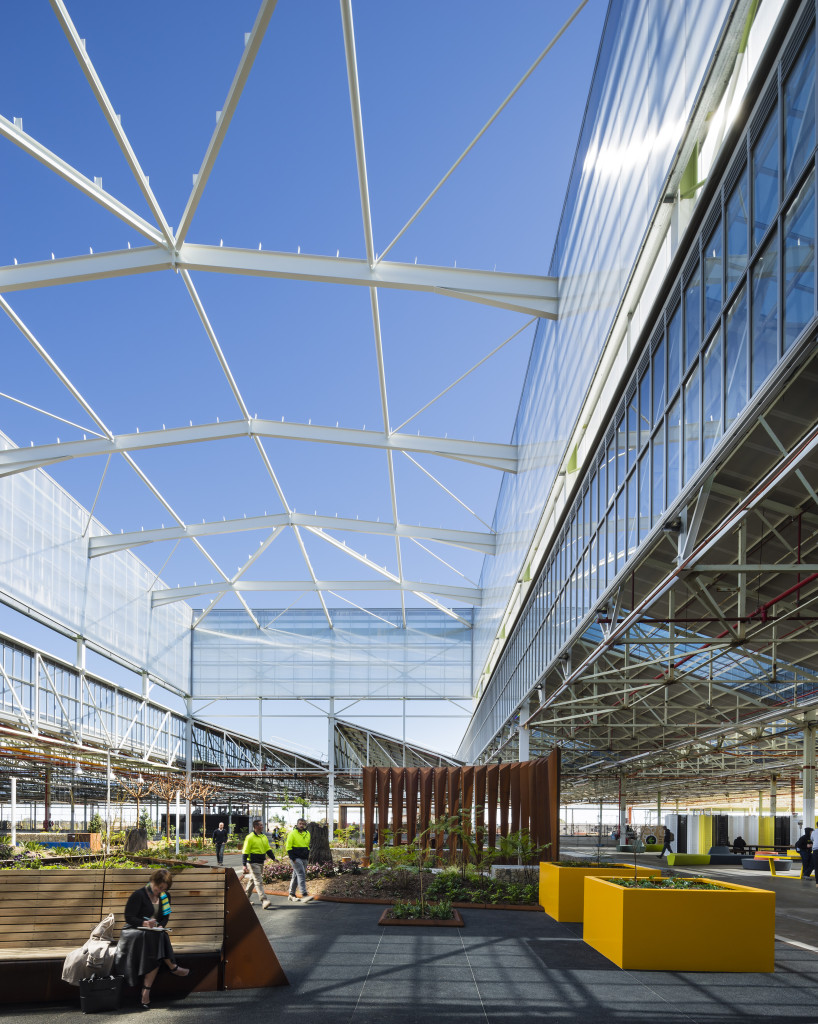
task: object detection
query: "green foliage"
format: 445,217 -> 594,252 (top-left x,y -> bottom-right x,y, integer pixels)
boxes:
426,871 -> 537,905
332,824 -> 358,848
390,898 -> 454,921
88,813 -> 106,834
137,809 -> 153,835
610,877 -> 722,890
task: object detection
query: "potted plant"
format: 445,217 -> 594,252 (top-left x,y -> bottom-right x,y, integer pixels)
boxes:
583,875 -> 774,971
539,854 -> 662,922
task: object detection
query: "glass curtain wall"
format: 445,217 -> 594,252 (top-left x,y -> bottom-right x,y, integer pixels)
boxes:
460,8 -> 817,761
472,0 -> 732,689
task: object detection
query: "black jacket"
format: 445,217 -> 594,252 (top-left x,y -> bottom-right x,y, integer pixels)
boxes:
124,885 -> 171,930
212,828 -> 229,846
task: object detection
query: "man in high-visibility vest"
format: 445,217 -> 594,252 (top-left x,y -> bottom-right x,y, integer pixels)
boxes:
242,818 -> 277,910
285,818 -> 312,902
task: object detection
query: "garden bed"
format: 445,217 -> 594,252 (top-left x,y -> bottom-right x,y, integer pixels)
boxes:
378,906 -> 464,927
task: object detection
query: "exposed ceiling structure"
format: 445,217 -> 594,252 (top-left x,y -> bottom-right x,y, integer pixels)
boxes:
0,0 -> 594,645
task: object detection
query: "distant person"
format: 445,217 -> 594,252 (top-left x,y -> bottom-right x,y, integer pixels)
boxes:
795,828 -> 814,878
212,821 -> 228,866
116,868 -> 189,1010
658,826 -> 674,858
241,818 -> 277,910
272,826 -> 282,847
285,818 -> 312,903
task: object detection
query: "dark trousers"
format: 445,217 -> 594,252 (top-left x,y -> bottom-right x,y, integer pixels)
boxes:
659,841 -> 673,858
215,842 -> 225,865
800,852 -> 814,878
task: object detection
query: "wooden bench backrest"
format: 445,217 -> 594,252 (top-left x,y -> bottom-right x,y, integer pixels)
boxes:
0,868 -> 225,951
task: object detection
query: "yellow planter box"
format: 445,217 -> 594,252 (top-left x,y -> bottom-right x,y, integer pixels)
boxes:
538,862 -> 662,922
583,875 -> 775,971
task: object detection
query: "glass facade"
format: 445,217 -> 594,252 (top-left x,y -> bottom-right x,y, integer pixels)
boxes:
460,6 -> 818,761
0,431 -> 191,689
472,0 -> 733,692
191,607 -> 473,699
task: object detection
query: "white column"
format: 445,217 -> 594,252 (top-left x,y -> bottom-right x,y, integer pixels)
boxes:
185,697 -> 193,840
10,777 -> 16,847
618,772 -> 627,845
518,697 -> 530,761
804,712 -> 816,830
175,790 -> 181,855
105,750 -> 113,855
657,790 -> 662,830
328,698 -> 335,837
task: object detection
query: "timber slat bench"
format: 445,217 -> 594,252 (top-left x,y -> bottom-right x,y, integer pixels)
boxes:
0,867 -> 287,1005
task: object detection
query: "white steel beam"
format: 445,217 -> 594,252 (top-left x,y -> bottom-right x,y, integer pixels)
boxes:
179,244 -> 559,317
151,579 -> 482,606
0,117 -> 166,245
88,513 -> 496,558
0,245 -> 559,318
0,419 -> 517,475
175,0 -> 279,245
0,247 -> 171,292
49,0 -> 175,246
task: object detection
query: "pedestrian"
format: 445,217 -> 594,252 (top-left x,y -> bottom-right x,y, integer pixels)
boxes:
658,825 -> 674,858
272,825 -> 282,847
212,821 -> 229,866
241,818 -> 277,910
732,835 -> 747,854
285,818 -> 312,903
795,827 -> 814,878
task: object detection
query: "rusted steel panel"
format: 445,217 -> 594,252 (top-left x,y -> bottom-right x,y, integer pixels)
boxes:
363,766 -> 376,858
419,766 -> 433,845
520,761 -> 531,837
405,767 -> 419,843
474,764 -> 487,854
510,763 -> 521,834
376,767 -> 391,846
223,870 -> 288,989
486,763 -> 499,849
433,766 -> 448,823
447,768 -> 462,863
498,764 -> 511,838
390,767 -> 405,844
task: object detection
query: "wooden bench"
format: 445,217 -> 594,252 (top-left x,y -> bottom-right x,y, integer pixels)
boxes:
0,867 -> 287,1005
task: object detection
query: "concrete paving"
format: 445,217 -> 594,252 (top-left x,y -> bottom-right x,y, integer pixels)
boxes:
5,848 -> 818,1023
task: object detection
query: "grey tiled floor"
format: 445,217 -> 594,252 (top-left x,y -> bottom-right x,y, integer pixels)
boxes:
5,852 -> 818,1023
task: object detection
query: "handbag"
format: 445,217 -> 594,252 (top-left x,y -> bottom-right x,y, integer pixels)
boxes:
78,975 -> 123,1014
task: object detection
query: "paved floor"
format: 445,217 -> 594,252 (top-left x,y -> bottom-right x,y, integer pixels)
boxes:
6,850 -> 818,1023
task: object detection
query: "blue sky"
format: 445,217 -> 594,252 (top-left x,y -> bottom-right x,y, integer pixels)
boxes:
0,0 -> 606,755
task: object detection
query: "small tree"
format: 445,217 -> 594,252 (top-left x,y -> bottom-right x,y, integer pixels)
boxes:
150,774 -> 184,842
89,812 -> 105,835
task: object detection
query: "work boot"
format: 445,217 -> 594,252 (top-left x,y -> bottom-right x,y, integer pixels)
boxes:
261,899 -> 271,909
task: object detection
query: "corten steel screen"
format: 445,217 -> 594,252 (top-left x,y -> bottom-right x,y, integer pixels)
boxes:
362,751 -> 560,863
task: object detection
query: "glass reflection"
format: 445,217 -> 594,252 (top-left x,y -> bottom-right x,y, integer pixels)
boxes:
652,337 -> 666,427
685,265 -> 701,367
785,31 -> 816,190
727,167 -> 749,296
667,306 -> 681,396
726,286 -> 749,426
704,220 -> 723,333
753,110 -> 779,247
784,172 -> 815,350
652,423 -> 665,524
667,396 -> 681,506
751,235 -> 779,393
703,330 -> 723,459
683,368 -> 701,482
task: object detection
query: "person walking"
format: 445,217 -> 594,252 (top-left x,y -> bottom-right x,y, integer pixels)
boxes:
212,821 -> 229,866
285,818 -> 312,903
242,818 -> 277,910
658,825 -> 674,858
795,827 -> 814,878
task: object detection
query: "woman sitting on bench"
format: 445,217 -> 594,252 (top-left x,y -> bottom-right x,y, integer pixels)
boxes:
116,868 -> 190,1010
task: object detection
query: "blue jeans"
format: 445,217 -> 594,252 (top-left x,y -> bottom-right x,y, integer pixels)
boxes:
289,856 -> 307,896
215,843 -> 225,865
